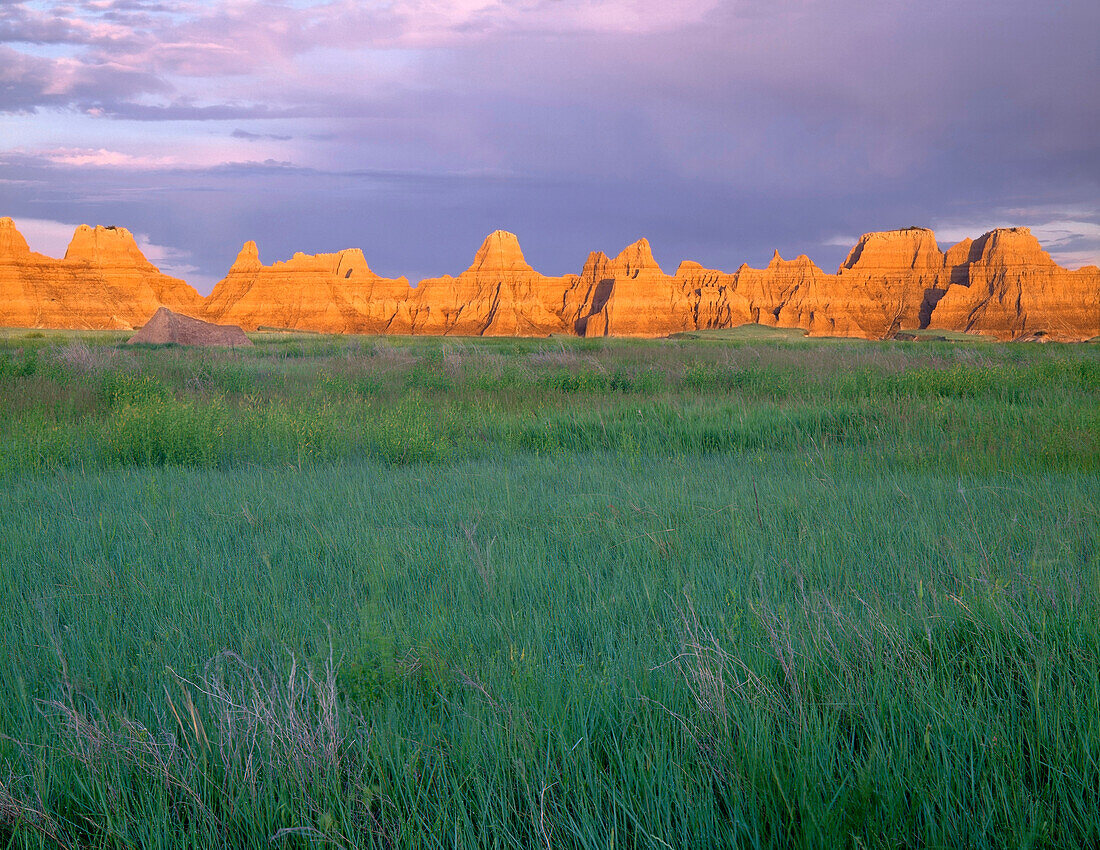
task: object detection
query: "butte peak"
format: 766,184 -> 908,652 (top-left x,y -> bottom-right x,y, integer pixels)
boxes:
231,240 -> 263,271
766,250 -> 818,270
943,238 -> 976,266
0,217 -> 32,258
579,250 -> 614,281
766,249 -> 793,268
971,226 -> 1055,268
612,238 -> 663,276
64,223 -> 155,269
840,227 -> 943,273
468,230 -> 533,274
334,248 -> 376,278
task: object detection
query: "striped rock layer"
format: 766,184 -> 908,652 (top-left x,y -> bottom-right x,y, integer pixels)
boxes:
2,219 -> 1098,341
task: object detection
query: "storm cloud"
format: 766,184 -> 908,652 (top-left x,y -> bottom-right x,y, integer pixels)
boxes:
1,0 -> 1097,291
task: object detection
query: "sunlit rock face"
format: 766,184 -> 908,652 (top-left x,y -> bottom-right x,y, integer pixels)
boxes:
731,228 -> 956,340
2,218 -> 1098,340
204,241 -> 413,333
736,252 -> 835,334
574,239 -> 697,337
0,220 -> 204,330
64,223 -> 159,270
0,216 -> 32,258
829,228 -> 951,337
670,261 -> 751,332
929,228 -> 1100,340
407,231 -> 581,336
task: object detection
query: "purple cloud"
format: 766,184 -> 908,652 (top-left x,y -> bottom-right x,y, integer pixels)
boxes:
0,45 -> 168,112
0,0 -> 1096,290
0,2 -> 137,46
232,128 -> 292,142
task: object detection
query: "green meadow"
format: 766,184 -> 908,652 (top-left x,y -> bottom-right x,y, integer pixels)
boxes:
1,330 -> 1099,848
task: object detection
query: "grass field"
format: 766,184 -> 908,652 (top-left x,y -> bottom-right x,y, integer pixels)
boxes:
2,331 -> 1099,848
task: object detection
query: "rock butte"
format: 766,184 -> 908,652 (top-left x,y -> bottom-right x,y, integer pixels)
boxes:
2,219 -> 1098,341
0,219 -> 203,330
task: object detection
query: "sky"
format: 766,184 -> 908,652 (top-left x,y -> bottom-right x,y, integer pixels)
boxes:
1,0 -> 1098,293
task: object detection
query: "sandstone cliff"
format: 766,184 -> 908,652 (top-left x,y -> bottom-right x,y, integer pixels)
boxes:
829,227 -> 949,336
574,239 -> 699,337
204,241 -> 412,333
2,218 -> 1098,341
931,228 -> 1100,340
406,231 -> 579,336
0,219 -> 204,329
670,261 -> 750,331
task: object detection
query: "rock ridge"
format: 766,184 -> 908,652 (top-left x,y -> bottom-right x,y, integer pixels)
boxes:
0,218 -> 203,329
2,219 -> 1097,340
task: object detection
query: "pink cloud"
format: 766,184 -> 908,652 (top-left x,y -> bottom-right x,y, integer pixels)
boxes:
17,142 -> 295,171
9,0 -> 724,77
1,0 -> 730,121
41,147 -> 181,167
0,2 -> 136,45
303,0 -> 722,47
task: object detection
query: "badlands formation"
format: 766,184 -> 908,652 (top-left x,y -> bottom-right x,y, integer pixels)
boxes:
1,217 -> 1098,341
0,219 -> 203,329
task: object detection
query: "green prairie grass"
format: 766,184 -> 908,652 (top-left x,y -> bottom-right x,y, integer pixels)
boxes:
1,332 -> 1098,848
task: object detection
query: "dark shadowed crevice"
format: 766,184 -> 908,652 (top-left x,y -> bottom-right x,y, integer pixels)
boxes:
574,278 -> 614,335
919,288 -> 947,328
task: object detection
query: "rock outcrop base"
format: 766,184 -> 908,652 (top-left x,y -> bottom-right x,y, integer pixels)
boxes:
2,218 -> 1098,341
